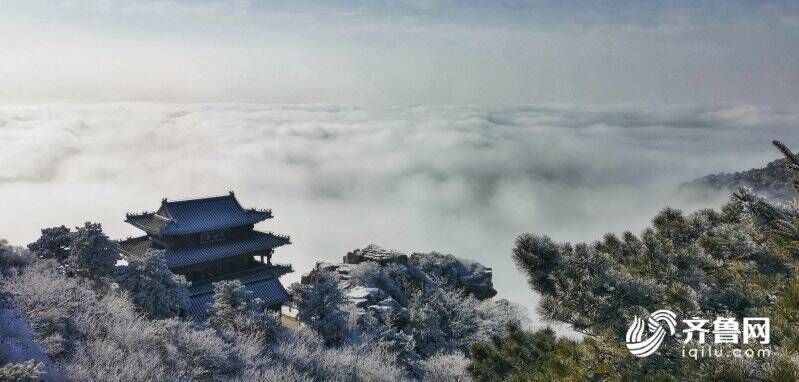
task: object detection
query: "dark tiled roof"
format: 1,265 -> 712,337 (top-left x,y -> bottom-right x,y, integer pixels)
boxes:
186,268 -> 290,321
118,231 -> 290,268
118,235 -> 154,257
186,265 -> 291,295
125,213 -> 170,233
125,193 -> 272,235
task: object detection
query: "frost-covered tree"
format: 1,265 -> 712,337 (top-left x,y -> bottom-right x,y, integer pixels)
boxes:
0,360 -> 45,382
469,325 -> 593,381
208,280 -> 279,339
291,270 -> 349,346
418,352 -> 472,382
504,197 -> 799,379
66,222 -> 118,281
407,286 -> 522,358
489,141 -> 799,380
27,226 -> 73,262
408,292 -> 450,357
6,260 -> 94,360
347,253 -> 524,350
115,249 -> 189,319
358,313 -> 422,375
0,239 -> 33,276
266,327 -> 409,381
3,241 -> 426,381
0,304 -> 59,380
5,259 -> 242,381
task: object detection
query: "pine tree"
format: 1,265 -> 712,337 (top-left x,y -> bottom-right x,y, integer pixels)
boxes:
493,141 -> 799,380
115,249 -> 189,319
27,225 -> 73,262
0,239 -> 33,275
208,280 -> 279,339
66,222 -> 118,281
468,324 -> 593,382
291,270 -> 349,346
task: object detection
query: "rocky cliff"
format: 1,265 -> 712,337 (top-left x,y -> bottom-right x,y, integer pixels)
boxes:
300,244 -> 498,324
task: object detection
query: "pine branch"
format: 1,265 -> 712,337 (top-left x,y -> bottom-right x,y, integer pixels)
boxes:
772,140 -> 799,166
772,140 -> 799,194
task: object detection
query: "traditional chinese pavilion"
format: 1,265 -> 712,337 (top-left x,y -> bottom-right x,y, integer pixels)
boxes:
119,192 -> 292,320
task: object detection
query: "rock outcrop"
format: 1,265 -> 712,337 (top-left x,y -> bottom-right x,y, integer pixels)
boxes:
411,252 -> 496,299
343,245 -> 408,265
299,244 -> 497,324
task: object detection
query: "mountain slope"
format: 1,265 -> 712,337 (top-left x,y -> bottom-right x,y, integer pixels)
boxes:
682,156 -> 794,201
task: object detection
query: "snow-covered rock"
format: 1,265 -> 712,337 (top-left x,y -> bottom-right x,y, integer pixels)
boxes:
343,244 -> 408,265
300,244 -> 499,327
411,252 -> 497,299
294,244 -> 524,369
367,297 -> 409,322
346,286 -> 386,307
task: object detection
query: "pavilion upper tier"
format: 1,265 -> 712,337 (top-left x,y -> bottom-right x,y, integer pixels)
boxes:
125,191 -> 272,236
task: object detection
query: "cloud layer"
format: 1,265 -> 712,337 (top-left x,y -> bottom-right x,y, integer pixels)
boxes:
1,1 -> 798,105
2,103 -> 798,325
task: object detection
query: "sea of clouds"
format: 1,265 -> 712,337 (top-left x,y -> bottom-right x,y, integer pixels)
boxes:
2,103 -> 799,327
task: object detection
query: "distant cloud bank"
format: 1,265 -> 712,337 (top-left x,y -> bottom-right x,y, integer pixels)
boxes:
1,103 -> 798,323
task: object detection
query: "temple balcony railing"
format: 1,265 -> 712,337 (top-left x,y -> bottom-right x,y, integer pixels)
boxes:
270,263 -> 293,273
188,263 -> 293,291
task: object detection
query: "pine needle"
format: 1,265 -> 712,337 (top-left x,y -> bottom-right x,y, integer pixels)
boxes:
773,140 -> 799,165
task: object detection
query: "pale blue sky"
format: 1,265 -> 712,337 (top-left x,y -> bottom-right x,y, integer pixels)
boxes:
1,0 -> 797,105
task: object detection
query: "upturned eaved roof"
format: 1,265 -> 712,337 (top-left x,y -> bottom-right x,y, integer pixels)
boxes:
186,266 -> 290,320
125,192 -> 272,235
119,231 -> 291,268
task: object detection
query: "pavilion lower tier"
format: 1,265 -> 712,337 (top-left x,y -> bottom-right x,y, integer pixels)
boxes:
119,230 -> 290,269
185,265 -> 291,321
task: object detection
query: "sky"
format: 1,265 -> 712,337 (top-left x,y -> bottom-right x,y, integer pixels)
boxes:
0,0 -> 798,105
